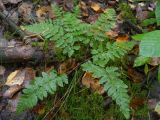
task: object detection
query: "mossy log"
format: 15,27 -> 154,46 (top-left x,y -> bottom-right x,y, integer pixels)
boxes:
0,39 -> 44,63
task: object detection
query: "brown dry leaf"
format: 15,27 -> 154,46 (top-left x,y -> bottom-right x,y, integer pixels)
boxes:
82,72 -> 104,94
63,0 -> 74,11
82,72 -> 92,88
116,34 -> 129,42
128,67 -> 144,83
58,59 -> 77,74
18,2 -> 33,22
22,68 -> 35,87
90,2 -> 101,12
32,103 -> 45,115
0,65 -> 5,75
106,31 -> 118,39
36,6 -> 55,21
130,97 -> 145,109
3,85 -> 22,98
45,66 -> 55,73
60,109 -> 70,120
149,57 -> 160,66
79,1 -> 88,17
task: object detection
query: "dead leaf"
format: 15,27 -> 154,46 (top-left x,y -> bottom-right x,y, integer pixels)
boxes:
82,72 -> 104,94
32,103 -> 45,115
5,68 -> 35,87
91,2 -> 101,12
0,65 -> 5,75
130,97 -> 145,109
155,101 -> 160,115
18,2 -> 33,22
5,70 -> 25,86
116,34 -> 129,42
106,31 -> 118,39
128,67 -> 144,83
149,57 -> 160,66
3,85 -> 22,98
79,1 -> 88,17
58,59 -> 77,74
82,72 -> 92,88
22,68 -> 35,87
36,6 -> 55,21
63,0 -> 74,11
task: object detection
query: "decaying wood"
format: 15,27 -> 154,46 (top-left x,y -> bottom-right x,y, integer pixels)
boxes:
0,39 -> 45,63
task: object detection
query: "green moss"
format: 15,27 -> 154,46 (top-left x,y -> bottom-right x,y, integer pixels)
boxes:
105,104 -> 125,120
57,88 -> 105,120
118,3 -> 136,23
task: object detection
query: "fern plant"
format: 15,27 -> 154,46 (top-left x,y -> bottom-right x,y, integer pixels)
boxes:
82,42 -> 134,119
16,70 -> 68,113
21,4 -> 135,119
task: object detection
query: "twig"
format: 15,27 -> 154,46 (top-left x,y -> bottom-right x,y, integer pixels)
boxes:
0,11 -> 26,38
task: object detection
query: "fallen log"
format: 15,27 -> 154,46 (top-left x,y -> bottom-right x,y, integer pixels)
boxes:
0,39 -> 45,63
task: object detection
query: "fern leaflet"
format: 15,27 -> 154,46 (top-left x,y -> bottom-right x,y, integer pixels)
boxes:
16,70 -> 68,113
91,42 -> 134,67
82,61 -> 130,119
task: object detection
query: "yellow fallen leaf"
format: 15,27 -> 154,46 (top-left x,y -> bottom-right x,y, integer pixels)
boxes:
5,68 -> 35,87
91,2 -> 101,12
155,101 -> 160,115
116,34 -> 129,42
5,70 -> 20,86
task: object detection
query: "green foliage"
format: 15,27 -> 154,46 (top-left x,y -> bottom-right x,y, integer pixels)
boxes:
118,3 -> 136,23
22,4 -> 134,119
24,5 -> 116,57
134,104 -> 149,118
105,104 -> 126,120
141,18 -> 156,27
133,30 -> 160,57
57,89 -> 105,120
91,42 -> 134,67
16,70 -> 68,113
134,56 -> 150,67
82,61 -> 130,119
155,0 -> 160,25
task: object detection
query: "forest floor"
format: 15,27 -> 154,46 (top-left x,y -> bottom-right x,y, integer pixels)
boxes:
0,0 -> 160,120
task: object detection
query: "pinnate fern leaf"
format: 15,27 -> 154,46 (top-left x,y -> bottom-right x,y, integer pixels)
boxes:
16,70 -> 68,113
23,5 -> 116,57
91,42 -> 134,67
82,61 -> 130,119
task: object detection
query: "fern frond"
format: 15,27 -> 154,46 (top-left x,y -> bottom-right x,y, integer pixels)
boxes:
91,42 -> 134,67
82,61 -> 130,119
16,70 -> 68,113
51,4 -> 64,18
23,6 -> 116,57
91,9 -> 116,41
